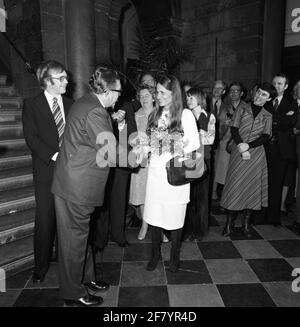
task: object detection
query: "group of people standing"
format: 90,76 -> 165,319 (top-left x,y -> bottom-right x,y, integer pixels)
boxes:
22,59 -> 300,307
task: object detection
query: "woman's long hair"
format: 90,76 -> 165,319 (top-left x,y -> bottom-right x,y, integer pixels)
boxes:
147,74 -> 183,133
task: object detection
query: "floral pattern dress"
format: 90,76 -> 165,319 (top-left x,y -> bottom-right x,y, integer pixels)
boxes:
143,109 -> 200,230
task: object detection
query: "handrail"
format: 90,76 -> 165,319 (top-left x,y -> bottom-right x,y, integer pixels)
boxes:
2,32 -> 36,75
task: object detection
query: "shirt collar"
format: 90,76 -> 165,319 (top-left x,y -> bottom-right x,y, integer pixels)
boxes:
193,106 -> 207,118
213,98 -> 221,106
44,90 -> 62,103
94,93 -> 105,108
275,95 -> 283,105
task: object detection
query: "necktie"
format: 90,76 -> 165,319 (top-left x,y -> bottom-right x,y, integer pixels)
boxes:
213,100 -> 218,117
273,98 -> 279,111
52,97 -> 64,147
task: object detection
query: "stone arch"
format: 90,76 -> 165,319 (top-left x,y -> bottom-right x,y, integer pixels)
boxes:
94,0 -> 140,69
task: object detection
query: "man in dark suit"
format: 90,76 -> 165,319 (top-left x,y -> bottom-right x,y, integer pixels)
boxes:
264,73 -> 297,225
51,66 -> 123,307
22,60 -> 73,283
108,100 -> 137,246
88,99 -> 137,251
209,80 -> 227,201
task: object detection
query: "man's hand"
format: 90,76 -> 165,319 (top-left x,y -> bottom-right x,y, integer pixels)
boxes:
112,110 -> 126,123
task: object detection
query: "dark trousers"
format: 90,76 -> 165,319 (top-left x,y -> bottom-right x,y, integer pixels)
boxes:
33,180 -> 56,278
265,143 -> 288,224
88,168 -> 131,249
183,162 -> 210,239
109,168 -> 131,243
54,195 -> 95,300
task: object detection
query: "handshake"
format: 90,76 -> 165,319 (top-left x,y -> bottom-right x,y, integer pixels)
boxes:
237,143 -> 251,160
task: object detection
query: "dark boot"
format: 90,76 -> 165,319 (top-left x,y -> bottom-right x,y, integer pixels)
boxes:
222,211 -> 237,236
147,226 -> 162,271
169,228 -> 182,273
242,209 -> 252,238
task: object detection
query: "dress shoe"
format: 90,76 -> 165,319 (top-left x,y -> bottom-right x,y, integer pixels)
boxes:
116,241 -> 130,248
146,254 -> 161,271
64,294 -> 103,307
32,273 -> 45,283
84,280 -> 110,293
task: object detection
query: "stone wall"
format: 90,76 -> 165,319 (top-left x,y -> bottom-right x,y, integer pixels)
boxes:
180,0 -> 265,91
4,0 -> 42,98
39,0 -> 65,64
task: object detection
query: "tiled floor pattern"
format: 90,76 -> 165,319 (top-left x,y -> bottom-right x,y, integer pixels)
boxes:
1,211 -> 300,307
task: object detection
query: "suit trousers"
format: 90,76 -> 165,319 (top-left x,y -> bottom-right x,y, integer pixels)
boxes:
183,162 -> 210,239
33,180 -> 56,277
265,143 -> 288,224
109,168 -> 131,243
54,195 -> 95,300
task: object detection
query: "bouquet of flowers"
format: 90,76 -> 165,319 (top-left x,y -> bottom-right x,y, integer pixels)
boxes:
148,127 -> 186,156
130,127 -> 187,166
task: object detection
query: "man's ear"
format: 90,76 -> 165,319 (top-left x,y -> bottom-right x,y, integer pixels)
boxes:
266,97 -> 272,102
284,84 -> 288,91
45,77 -> 51,87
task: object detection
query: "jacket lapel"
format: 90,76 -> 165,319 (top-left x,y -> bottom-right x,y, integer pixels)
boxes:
36,93 -> 59,142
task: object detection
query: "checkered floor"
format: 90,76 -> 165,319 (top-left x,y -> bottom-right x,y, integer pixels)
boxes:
1,210 -> 300,307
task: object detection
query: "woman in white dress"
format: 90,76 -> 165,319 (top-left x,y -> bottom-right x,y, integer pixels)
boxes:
143,75 -> 201,272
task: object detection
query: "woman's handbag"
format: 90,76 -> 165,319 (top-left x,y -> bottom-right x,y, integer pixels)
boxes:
166,151 -> 206,186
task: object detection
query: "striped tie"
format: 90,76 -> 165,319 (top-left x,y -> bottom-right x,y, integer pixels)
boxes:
52,97 -> 64,147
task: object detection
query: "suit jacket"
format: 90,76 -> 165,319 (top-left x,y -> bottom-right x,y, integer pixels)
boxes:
51,92 -> 116,207
208,98 -> 227,148
113,100 -> 138,172
265,96 -> 297,160
22,92 -> 73,182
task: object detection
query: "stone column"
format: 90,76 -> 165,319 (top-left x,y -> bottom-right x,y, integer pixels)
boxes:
64,0 -> 96,99
262,0 -> 286,82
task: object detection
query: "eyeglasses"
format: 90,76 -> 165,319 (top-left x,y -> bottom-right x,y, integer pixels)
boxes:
50,76 -> 69,82
109,89 -> 122,93
230,89 -> 241,94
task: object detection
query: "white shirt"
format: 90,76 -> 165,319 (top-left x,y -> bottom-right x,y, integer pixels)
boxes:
44,91 -> 66,161
274,95 -> 283,107
44,90 -> 66,123
212,98 -> 222,115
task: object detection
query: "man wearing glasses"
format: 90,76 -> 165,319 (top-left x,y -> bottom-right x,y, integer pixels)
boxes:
22,60 -> 73,283
51,65 -> 123,306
